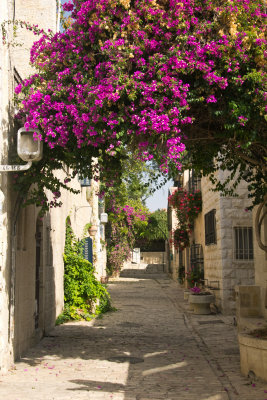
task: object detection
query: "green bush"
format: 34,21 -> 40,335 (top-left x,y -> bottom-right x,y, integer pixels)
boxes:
56,219 -> 115,325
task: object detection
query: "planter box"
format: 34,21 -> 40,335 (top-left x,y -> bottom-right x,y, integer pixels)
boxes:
184,290 -> 190,300
189,294 -> 215,315
238,332 -> 267,382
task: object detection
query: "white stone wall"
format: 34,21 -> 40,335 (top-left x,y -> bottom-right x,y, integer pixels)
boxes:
199,172 -> 254,314
0,0 -> 17,373
12,0 -> 59,80
140,252 -> 166,265
167,187 -> 179,281
218,170 -> 254,314
168,170 -> 255,314
0,0 -> 83,371
200,175 -> 224,309
12,170 -> 105,361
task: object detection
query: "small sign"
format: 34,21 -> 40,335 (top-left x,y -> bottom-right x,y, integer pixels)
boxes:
0,163 -> 31,172
79,177 -> 91,187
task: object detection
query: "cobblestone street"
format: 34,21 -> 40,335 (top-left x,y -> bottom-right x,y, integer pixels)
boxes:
0,272 -> 266,400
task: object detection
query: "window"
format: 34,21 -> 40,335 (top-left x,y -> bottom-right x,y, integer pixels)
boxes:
234,227 -> 253,260
205,209 -> 216,245
79,177 -> 91,187
188,169 -> 201,193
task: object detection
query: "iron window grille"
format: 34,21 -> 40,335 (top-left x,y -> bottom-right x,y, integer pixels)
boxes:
190,244 -> 204,281
205,209 -> 217,245
188,169 -> 201,193
190,244 -> 204,263
234,227 -> 253,260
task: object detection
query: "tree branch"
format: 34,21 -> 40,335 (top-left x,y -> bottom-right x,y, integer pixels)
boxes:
255,195 -> 267,253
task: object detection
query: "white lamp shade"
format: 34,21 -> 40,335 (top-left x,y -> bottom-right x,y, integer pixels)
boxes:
100,213 -> 108,224
17,128 -> 43,162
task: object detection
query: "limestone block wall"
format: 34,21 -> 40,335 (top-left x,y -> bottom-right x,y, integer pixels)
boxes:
140,252 -> 166,265
218,170 -> 254,314
200,172 -> 254,314
167,187 -> 179,281
12,172 -> 97,362
13,204 -> 37,359
167,172 -> 255,314
0,0 -> 78,371
0,0 -> 11,373
200,175 -> 224,309
13,0 -> 59,80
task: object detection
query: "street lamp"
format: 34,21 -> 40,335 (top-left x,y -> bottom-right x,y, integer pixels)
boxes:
0,128 -> 43,172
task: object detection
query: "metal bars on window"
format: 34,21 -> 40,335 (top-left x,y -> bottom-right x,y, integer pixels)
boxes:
188,169 -> 201,193
234,227 -> 253,260
205,209 -> 216,245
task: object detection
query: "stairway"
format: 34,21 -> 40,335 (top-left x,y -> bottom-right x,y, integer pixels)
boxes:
120,262 -> 165,277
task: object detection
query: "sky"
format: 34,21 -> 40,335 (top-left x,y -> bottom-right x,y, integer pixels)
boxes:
145,180 -> 173,212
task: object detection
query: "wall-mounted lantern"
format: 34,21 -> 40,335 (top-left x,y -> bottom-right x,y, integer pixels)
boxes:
100,212 -> 108,224
0,128 -> 43,172
17,128 -> 43,162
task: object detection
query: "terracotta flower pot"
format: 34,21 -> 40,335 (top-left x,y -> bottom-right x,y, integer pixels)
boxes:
89,225 -> 98,236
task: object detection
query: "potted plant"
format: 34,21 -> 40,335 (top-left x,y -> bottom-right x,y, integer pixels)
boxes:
189,287 -> 215,315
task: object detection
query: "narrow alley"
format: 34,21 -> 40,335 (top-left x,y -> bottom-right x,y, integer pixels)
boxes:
0,270 -> 266,400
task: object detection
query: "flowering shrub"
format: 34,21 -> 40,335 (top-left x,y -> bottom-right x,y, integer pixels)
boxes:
186,265 -> 204,287
5,0 -> 266,212
169,188 -> 202,225
172,226 -> 190,251
190,286 -> 202,294
169,188 -> 202,251
106,196 -> 149,275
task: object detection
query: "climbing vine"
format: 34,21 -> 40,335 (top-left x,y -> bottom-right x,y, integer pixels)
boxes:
169,188 -> 202,251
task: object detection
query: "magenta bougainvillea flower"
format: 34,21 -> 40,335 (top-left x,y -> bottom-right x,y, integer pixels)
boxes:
10,0 -> 266,212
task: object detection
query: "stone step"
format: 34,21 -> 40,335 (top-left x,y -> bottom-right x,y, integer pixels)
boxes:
120,263 -> 165,277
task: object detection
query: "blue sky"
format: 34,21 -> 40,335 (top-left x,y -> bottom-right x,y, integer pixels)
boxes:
145,180 -> 172,211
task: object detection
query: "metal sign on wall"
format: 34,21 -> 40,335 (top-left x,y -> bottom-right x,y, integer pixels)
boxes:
83,237 -> 93,265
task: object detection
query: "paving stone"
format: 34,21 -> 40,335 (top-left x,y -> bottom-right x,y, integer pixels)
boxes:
0,273 -> 266,399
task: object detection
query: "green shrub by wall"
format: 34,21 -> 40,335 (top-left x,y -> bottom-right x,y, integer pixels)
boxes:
56,218 -> 114,325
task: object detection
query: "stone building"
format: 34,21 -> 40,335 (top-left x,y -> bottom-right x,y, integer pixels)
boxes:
168,170 -> 255,314
0,0 -> 107,372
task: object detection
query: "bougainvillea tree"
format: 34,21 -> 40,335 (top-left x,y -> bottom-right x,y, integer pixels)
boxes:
105,195 -> 149,275
9,0 -> 266,212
